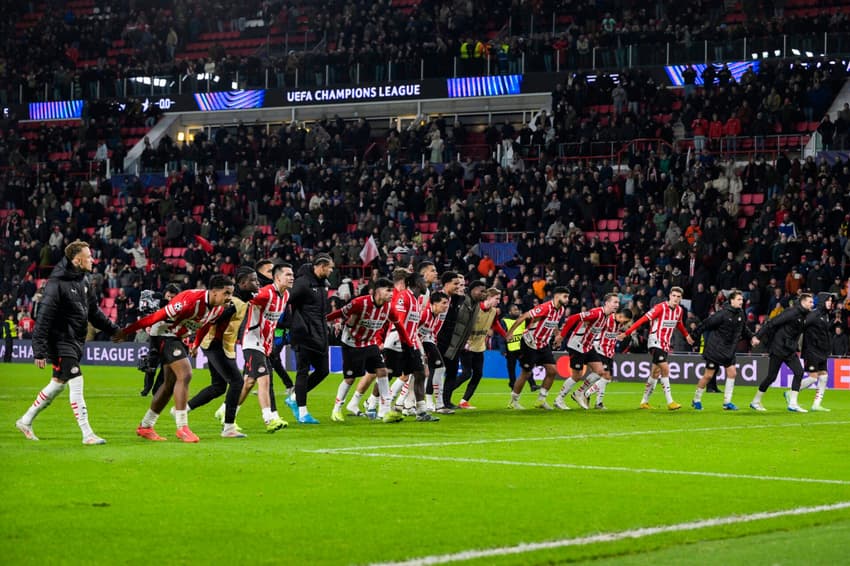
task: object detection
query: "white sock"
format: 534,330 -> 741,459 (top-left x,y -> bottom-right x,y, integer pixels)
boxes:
271,411 -> 281,420
262,407 -> 273,422
347,390 -> 363,412
641,378 -> 658,403
68,377 -> 94,437
22,379 -> 65,425
723,377 -> 735,404
511,391 -> 521,402
376,377 -> 391,416
416,400 -> 426,413
594,379 -> 609,404
813,375 -> 827,407
557,378 -> 576,399
365,393 -> 378,411
390,378 -> 406,403
537,387 -> 549,401
222,423 -> 237,433
752,390 -> 764,404
693,385 -> 705,403
432,367 -> 445,408
141,408 -> 160,428
334,381 -> 352,410
800,376 -> 817,389
659,377 -> 674,404
788,390 -> 799,406
216,402 -> 226,414
582,373 -> 601,390
299,406 -> 309,418
403,385 -> 416,409
174,409 -> 188,428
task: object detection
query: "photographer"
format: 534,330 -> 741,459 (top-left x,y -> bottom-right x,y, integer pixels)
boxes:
138,284 -> 180,396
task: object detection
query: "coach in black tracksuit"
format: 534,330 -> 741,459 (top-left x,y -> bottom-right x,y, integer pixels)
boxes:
690,290 -> 756,409
289,254 -> 334,418
751,293 -> 813,410
438,280 -> 485,409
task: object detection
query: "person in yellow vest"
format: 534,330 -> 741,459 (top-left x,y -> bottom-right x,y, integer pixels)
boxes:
189,266 -> 259,437
502,304 -> 539,391
454,288 -> 507,409
3,314 -> 17,362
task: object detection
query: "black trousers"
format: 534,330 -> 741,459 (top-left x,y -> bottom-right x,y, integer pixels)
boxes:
189,344 -> 244,423
759,352 -> 805,393
271,340 -> 294,389
294,346 -> 329,407
457,350 -> 485,402
442,354 -> 460,407
3,339 -> 12,362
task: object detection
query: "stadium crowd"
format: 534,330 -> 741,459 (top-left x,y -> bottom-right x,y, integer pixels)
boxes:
3,0 -> 850,103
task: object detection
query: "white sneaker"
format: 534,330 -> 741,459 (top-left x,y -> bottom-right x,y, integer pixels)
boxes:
749,402 -> 767,412
554,397 -> 571,411
507,399 -> 525,410
16,419 -> 39,441
213,404 -> 225,424
787,404 -> 808,413
533,399 -> 553,410
82,434 -> 106,445
811,405 -> 831,412
571,391 -> 590,410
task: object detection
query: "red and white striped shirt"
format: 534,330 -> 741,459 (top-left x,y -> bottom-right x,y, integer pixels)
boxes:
522,300 -> 567,350
385,287 -> 422,351
327,295 -> 409,348
560,307 -> 607,353
122,289 -> 228,341
594,313 -> 619,358
242,284 -> 289,356
419,306 -> 446,345
623,301 -> 689,352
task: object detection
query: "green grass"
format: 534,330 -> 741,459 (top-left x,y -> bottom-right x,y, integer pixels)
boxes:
1,364 -> 849,565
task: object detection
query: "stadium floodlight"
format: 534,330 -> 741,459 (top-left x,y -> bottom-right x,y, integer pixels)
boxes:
792,48 -> 801,55
177,132 -> 185,142
805,51 -> 814,57
231,82 -> 238,89
751,53 -> 759,60
774,50 -> 781,56
762,51 -> 769,58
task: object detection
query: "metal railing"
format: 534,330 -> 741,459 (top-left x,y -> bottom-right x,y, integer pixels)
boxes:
3,32 -> 849,105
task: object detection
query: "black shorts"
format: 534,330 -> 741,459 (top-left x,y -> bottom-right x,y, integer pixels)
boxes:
160,337 -> 189,364
594,353 -> 613,373
52,357 -> 82,381
804,357 -> 827,373
650,347 -> 669,364
704,355 -> 735,371
423,342 -> 444,369
567,348 -> 585,370
519,341 -> 555,370
342,344 -> 385,378
385,347 -> 425,377
243,349 -> 271,379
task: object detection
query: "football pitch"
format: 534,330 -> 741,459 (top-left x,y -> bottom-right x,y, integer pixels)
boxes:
1,364 -> 849,565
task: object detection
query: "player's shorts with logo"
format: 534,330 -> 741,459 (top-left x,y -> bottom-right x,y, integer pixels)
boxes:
52,357 -> 82,381
567,347 -> 585,370
243,349 -> 270,379
384,346 -> 424,377
804,357 -> 827,373
160,337 -> 188,364
342,344 -> 386,378
704,354 -> 736,370
650,347 -> 669,364
519,341 -> 555,370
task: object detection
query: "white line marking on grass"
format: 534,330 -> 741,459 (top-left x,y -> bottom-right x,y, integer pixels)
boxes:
307,420 -> 850,454
367,501 -> 850,566
330,452 -> 850,486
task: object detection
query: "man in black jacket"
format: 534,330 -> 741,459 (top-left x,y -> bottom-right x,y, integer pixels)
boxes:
285,254 -> 333,424
16,240 -> 119,444
438,277 -> 485,409
751,293 -> 813,412
797,292 -> 835,412
690,290 -> 759,411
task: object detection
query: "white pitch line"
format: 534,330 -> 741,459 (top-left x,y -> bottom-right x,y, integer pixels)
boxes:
367,501 -> 850,566
306,420 -> 850,454
328,451 -> 850,486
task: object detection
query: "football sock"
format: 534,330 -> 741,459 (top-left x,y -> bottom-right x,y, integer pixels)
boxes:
752,390 -> 765,404
556,378 -> 576,400
510,391 -> 521,402
641,378 -> 657,403
390,378 -> 406,402
788,390 -> 799,406
659,377 -> 674,404
376,377 -> 391,416
22,379 -> 65,425
334,381 -> 352,410
693,385 -> 705,403
262,407 -> 273,422
347,390 -> 363,412
299,406 -> 309,419
800,376 -> 817,389
723,377 -> 735,404
594,379 -> 609,404
68,377 -> 94,437
141,409 -> 160,428
814,375 -> 827,406
432,368 -> 445,408
174,409 -> 188,428
537,387 -> 549,401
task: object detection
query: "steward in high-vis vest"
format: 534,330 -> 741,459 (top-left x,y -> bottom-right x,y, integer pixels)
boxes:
501,304 -> 538,391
